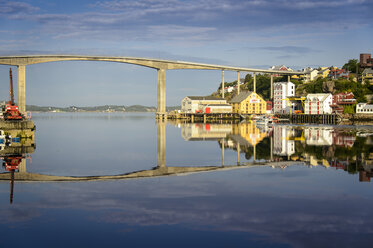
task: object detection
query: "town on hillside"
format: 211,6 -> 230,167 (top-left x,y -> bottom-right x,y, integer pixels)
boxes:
178,53 -> 373,117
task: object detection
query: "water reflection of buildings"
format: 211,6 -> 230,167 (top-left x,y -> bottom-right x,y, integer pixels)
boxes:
304,127 -> 333,146
180,121 -> 271,163
274,125 -> 295,157
181,123 -> 232,141
230,122 -> 268,147
272,125 -> 373,182
360,158 -> 373,182
274,126 -> 357,156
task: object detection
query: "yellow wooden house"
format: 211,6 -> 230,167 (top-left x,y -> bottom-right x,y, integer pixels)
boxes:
318,68 -> 330,79
229,91 -> 266,114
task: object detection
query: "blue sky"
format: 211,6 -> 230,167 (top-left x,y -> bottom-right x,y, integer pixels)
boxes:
0,0 -> 372,106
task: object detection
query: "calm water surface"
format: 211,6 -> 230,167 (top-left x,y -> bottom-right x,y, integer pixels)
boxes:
1,112 -> 373,248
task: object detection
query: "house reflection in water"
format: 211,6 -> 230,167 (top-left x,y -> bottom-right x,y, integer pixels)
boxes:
271,125 -> 373,182
273,125 -> 295,158
181,123 -> 232,141
180,121 -> 271,163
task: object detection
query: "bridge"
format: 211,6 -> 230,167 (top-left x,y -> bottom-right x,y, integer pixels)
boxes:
0,55 -> 306,118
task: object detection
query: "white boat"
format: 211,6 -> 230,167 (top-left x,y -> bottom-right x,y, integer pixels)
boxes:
255,116 -> 273,126
0,130 -> 11,145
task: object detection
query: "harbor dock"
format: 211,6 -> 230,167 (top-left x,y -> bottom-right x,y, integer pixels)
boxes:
275,114 -> 341,124
166,112 -> 242,123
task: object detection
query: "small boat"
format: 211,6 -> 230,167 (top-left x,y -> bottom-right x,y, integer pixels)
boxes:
255,116 -> 273,126
0,130 -> 11,145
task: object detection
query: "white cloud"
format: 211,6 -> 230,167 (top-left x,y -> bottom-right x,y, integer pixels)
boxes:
0,0 -> 39,15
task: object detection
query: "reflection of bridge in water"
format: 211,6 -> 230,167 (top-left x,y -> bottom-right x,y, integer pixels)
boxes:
2,121 -> 372,205
0,161 -> 300,182
0,121 -> 294,183
1,122 -> 371,183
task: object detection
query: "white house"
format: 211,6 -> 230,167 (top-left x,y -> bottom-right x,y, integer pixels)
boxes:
224,85 -> 236,93
303,68 -> 319,81
356,103 -> 373,114
273,81 -> 295,114
304,94 -> 333,114
181,96 -> 227,113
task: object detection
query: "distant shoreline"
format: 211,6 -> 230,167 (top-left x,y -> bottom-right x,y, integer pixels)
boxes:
24,104 -> 180,113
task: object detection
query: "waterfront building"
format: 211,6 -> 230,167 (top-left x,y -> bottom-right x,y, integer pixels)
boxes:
304,93 -> 333,114
356,103 -> 373,114
362,68 -> 373,84
229,91 -> 266,115
181,96 -> 226,113
202,104 -> 232,114
273,81 -> 295,114
330,92 -> 356,114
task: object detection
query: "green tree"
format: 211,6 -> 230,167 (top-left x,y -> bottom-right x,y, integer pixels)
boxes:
343,105 -> 355,114
244,74 -> 252,83
342,59 -> 359,73
244,74 -> 271,99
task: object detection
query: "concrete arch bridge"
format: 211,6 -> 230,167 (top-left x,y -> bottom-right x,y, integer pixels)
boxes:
0,55 -> 305,117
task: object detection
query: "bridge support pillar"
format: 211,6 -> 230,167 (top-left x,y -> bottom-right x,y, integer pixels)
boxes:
237,71 -> 240,95
287,75 -> 290,82
156,68 -> 166,119
221,70 -> 225,98
17,65 -> 26,113
270,74 -> 274,100
157,120 -> 166,168
253,72 -> 256,93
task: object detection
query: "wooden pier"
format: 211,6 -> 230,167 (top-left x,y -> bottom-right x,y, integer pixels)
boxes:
276,114 -> 341,124
0,120 -> 35,130
167,112 -> 242,123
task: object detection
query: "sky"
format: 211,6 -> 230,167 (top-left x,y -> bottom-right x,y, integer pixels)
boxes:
0,0 -> 372,107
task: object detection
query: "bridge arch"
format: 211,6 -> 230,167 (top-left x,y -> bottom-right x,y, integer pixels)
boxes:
0,55 -> 305,115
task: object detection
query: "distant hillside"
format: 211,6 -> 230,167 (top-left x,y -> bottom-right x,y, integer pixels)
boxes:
23,104 -> 180,112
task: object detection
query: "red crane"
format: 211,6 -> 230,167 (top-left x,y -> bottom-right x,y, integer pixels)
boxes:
2,68 -> 24,120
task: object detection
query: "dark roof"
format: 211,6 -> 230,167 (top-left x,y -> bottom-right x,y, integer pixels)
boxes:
205,104 -> 232,107
228,91 -> 253,103
186,96 -> 225,101
363,68 -> 373,74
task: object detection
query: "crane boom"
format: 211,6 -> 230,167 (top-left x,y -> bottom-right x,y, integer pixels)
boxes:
9,68 -> 14,105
